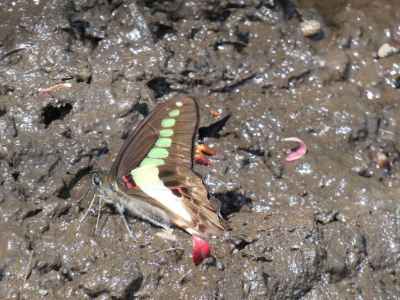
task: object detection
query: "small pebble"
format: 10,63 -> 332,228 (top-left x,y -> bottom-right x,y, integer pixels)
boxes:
216,260 -> 225,271
300,20 -> 322,37
201,256 -> 217,268
38,289 -> 48,296
315,210 -> 338,224
377,43 -> 399,58
336,212 -> 347,223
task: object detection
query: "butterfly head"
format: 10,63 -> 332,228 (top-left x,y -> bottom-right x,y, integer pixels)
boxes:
91,172 -> 104,188
89,171 -> 114,199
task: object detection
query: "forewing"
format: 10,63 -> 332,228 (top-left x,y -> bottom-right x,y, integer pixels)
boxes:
111,96 -> 199,190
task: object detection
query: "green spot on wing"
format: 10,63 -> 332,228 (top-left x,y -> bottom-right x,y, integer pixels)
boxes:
161,118 -> 176,128
140,158 -> 165,167
168,109 -> 180,117
160,129 -> 174,137
155,137 -> 172,148
148,148 -> 169,159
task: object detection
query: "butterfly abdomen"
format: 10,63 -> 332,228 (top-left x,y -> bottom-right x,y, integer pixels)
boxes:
116,189 -> 173,230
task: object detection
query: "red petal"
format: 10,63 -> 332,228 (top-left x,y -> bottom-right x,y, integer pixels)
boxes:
195,144 -> 217,156
192,236 -> 211,265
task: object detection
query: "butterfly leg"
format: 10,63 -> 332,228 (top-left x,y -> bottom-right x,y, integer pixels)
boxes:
78,193 -> 97,225
115,203 -> 135,240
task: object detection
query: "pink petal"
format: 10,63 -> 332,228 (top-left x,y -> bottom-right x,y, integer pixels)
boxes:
192,236 -> 211,265
283,137 -> 307,162
38,82 -> 72,95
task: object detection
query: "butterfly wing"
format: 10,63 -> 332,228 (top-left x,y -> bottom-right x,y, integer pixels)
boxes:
110,96 -> 197,188
111,96 -> 223,237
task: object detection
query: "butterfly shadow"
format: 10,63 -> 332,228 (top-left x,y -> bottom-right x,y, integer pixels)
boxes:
211,191 -> 252,219
58,166 -> 94,200
199,114 -> 231,140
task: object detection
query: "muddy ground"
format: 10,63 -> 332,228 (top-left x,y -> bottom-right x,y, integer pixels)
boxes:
1,0 -> 400,299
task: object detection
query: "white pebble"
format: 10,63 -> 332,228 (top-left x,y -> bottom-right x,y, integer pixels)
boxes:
377,43 -> 399,58
300,20 -> 321,37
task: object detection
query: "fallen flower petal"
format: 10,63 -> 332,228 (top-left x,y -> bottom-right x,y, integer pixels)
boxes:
210,110 -> 222,119
195,144 -> 217,156
192,235 -> 211,265
283,137 -> 307,162
194,155 -> 211,166
39,82 -> 72,95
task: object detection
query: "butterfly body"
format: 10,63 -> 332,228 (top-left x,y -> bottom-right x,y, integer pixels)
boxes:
91,172 -> 173,230
90,97 -> 224,238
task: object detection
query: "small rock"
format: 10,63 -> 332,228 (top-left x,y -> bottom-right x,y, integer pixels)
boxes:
42,200 -> 71,218
300,20 -> 322,37
38,289 -> 48,296
315,210 -> 339,224
216,260 -> 225,271
200,256 -> 217,270
377,43 -> 399,58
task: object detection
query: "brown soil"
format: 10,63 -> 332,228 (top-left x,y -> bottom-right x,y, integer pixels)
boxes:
1,0 -> 400,299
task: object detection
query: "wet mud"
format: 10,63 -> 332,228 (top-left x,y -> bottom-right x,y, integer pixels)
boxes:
1,0 -> 400,299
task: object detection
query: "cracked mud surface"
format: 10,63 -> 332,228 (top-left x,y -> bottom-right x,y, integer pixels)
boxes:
1,0 -> 400,299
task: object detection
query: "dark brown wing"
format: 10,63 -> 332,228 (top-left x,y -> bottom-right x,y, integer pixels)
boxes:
110,96 -> 224,236
144,97 -> 223,236
156,97 -> 199,169
163,165 -> 224,237
111,96 -> 198,189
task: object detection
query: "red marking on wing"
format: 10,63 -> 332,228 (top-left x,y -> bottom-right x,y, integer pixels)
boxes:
122,175 -> 136,189
171,187 -> 183,197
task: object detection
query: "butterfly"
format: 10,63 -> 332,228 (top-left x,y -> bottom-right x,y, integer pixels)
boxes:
88,96 -> 224,241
